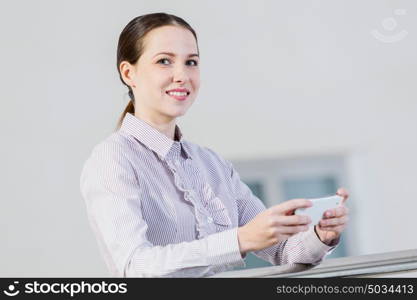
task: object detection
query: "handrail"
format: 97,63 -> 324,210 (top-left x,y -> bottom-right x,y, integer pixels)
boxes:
210,249 -> 417,278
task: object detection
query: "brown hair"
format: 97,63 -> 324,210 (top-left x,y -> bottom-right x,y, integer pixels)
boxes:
115,12 -> 199,130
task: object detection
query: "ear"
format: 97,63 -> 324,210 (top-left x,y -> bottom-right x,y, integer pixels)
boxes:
119,61 -> 136,88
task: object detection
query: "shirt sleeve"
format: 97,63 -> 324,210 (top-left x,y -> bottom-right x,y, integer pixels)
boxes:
80,142 -> 245,277
225,159 -> 339,266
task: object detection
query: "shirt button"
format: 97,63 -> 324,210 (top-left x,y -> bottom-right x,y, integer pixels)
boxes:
207,216 -> 213,223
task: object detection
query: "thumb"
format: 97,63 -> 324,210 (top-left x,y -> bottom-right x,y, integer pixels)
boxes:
274,198 -> 312,215
336,187 -> 349,204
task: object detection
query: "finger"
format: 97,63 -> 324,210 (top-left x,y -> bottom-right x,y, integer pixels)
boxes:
336,187 -> 349,203
276,215 -> 312,226
317,224 -> 345,233
319,216 -> 349,227
336,187 -> 349,197
321,216 -> 349,227
334,206 -> 349,217
274,198 -> 312,215
279,225 -> 309,234
324,206 -> 349,218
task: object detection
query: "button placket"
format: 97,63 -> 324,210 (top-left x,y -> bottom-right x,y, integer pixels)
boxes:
167,156 -> 210,239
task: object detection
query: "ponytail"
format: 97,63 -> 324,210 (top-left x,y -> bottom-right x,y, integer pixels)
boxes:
115,93 -> 135,130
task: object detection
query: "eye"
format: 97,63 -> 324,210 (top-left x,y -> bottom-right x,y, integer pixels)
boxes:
187,59 -> 199,66
157,58 -> 199,66
157,58 -> 171,65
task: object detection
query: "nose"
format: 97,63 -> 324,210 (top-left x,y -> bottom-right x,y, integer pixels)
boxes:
172,64 -> 188,83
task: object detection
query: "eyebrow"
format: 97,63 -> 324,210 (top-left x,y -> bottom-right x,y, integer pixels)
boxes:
153,52 -> 199,58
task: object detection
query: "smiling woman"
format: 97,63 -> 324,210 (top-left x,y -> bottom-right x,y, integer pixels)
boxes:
79,12 -> 349,278
115,14 -> 200,138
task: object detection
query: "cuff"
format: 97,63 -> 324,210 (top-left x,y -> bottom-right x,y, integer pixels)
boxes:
313,225 -> 340,248
304,226 -> 337,258
206,227 -> 245,267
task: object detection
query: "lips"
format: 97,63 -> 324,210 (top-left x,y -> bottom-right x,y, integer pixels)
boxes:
166,88 -> 190,95
165,88 -> 190,101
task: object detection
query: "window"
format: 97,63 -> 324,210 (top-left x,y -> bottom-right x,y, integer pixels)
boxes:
231,154 -> 349,269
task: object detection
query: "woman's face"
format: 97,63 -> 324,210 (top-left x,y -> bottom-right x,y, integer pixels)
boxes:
127,25 -> 200,123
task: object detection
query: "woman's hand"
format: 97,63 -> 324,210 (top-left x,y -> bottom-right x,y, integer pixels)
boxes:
237,199 -> 313,254
315,188 -> 350,245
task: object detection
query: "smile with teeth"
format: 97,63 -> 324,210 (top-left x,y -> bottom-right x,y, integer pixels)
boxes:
166,91 -> 189,96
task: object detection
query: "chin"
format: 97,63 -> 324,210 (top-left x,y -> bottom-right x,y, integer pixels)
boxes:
170,107 -> 190,118
171,111 -> 187,118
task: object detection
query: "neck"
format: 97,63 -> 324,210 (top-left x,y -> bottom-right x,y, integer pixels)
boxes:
134,111 -> 177,141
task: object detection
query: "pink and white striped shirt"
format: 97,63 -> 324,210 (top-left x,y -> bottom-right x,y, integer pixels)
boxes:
80,112 -> 338,277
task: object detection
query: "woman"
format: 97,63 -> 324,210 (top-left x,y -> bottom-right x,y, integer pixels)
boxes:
80,12 -> 349,278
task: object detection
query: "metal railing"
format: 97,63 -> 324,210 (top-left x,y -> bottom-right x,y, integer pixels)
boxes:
210,249 -> 417,278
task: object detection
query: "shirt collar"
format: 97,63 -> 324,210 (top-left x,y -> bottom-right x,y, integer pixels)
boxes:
119,113 -> 192,160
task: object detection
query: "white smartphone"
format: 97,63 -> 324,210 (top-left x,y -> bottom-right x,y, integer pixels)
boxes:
294,195 -> 343,226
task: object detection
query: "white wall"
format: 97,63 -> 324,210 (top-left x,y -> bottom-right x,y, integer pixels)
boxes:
1,0 -> 416,276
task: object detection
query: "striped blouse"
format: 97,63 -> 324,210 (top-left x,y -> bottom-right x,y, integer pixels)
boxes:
80,112 -> 338,277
